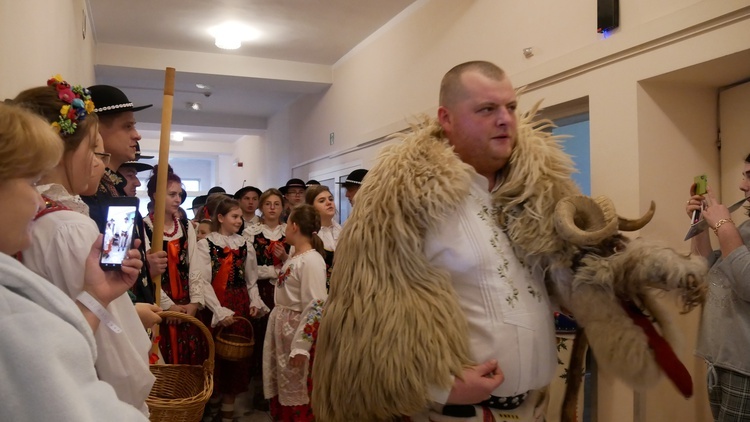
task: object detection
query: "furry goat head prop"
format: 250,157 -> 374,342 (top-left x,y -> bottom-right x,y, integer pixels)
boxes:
494,103 -> 707,396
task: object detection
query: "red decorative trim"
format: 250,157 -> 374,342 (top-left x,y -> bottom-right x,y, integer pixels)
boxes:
620,299 -> 693,397
35,195 -> 70,220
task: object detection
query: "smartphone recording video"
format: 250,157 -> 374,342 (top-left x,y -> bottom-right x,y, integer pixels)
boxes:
100,197 -> 139,270
691,174 -> 707,225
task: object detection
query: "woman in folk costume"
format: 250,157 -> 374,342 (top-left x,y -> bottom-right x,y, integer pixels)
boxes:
192,197 -> 268,422
0,103 -> 148,421
242,187 -> 291,409
304,185 -> 341,292
263,204 -> 328,421
142,165 -> 207,365
14,76 -> 155,416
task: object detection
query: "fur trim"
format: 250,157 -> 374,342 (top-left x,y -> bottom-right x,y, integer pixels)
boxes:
494,103 -> 581,259
312,118 -> 474,421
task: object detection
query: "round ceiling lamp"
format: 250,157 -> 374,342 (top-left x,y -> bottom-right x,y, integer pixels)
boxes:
208,22 -> 261,50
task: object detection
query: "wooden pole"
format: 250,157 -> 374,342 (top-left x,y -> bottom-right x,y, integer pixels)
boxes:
150,67 -> 176,357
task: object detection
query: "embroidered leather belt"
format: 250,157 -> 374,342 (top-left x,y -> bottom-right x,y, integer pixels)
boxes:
441,391 -> 529,417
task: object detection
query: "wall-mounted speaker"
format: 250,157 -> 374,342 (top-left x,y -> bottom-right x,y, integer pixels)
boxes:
597,0 -> 619,33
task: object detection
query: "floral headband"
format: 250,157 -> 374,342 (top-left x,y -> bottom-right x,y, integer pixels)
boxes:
46,74 -> 95,136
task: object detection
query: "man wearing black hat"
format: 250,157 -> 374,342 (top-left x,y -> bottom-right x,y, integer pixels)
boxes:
190,195 -> 208,223
81,85 -> 159,304
280,178 -> 306,223
119,144 -> 154,197
82,85 -> 152,223
235,186 -> 262,226
338,169 -> 368,206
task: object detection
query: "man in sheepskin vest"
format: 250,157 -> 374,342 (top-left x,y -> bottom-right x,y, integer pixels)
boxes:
313,61 -> 555,421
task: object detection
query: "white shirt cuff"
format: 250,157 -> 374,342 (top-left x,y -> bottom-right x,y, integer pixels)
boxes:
428,375 -> 454,405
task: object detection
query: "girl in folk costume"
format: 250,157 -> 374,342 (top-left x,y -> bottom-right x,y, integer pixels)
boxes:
196,219 -> 212,241
192,197 -> 268,422
242,188 -> 291,409
304,185 -> 341,292
263,204 -> 328,421
13,77 -> 155,416
142,165 -> 207,365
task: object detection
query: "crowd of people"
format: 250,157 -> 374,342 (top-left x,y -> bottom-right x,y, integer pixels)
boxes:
0,61 -> 748,422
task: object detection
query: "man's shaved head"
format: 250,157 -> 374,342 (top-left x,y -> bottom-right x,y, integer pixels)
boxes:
439,61 -> 506,108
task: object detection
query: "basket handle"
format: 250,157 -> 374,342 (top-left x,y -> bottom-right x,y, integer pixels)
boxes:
216,315 -> 254,340
157,311 -> 215,364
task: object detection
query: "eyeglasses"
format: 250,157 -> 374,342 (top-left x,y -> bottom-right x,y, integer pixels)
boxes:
287,190 -> 305,196
94,152 -> 111,166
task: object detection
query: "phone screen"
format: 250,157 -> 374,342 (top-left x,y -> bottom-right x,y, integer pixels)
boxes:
100,201 -> 138,270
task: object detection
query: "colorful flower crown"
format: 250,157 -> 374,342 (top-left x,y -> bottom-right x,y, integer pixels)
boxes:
46,74 -> 95,136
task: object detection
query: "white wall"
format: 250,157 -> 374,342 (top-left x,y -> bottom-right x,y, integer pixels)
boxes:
139,134 -> 283,195
0,0 -> 95,98
265,105 -> 293,189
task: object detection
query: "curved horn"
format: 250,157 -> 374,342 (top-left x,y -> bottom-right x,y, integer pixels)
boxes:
554,195 -> 619,246
618,200 -> 656,231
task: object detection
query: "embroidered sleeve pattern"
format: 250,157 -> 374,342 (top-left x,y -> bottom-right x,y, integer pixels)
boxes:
300,299 -> 325,344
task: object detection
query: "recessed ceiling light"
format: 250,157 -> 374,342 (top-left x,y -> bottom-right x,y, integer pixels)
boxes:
171,132 -> 184,142
208,22 -> 261,50
195,83 -> 211,90
186,102 -> 201,111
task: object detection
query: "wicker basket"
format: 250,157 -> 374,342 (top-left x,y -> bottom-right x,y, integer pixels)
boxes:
147,311 -> 214,422
215,316 -> 254,361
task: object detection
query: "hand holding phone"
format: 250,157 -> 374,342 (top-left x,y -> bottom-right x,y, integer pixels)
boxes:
85,234 -> 143,308
100,197 -> 140,270
690,174 -> 707,224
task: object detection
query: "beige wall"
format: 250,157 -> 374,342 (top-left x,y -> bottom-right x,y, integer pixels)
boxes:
0,0 -> 95,98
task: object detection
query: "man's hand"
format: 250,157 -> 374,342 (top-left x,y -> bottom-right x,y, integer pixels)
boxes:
147,249 -> 168,277
446,359 -> 505,405
84,235 -> 143,308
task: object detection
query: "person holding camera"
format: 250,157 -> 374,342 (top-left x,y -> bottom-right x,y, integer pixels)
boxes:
10,77 -> 154,415
686,154 -> 750,421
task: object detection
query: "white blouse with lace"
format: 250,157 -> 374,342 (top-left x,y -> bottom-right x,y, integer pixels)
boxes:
189,232 -> 267,327
242,221 -> 287,280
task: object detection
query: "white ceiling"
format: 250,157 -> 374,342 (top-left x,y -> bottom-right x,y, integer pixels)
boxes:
88,0 -> 418,143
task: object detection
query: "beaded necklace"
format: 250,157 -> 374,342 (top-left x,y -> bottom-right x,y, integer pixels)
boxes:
150,213 -> 180,238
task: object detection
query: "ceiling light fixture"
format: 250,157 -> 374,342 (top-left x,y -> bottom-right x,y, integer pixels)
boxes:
195,83 -> 212,90
187,101 -> 201,111
171,132 -> 184,142
208,22 -> 261,50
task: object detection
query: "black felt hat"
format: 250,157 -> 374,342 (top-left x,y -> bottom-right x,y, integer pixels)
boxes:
207,186 -> 226,195
119,161 -> 152,173
280,178 -> 306,194
134,142 -> 154,160
88,85 -> 152,115
120,143 -> 154,172
234,186 -> 262,200
305,179 -> 321,187
191,195 -> 208,211
336,169 -> 368,187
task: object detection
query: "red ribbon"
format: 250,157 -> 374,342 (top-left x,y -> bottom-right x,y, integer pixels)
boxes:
620,300 -> 693,398
149,335 -> 162,364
